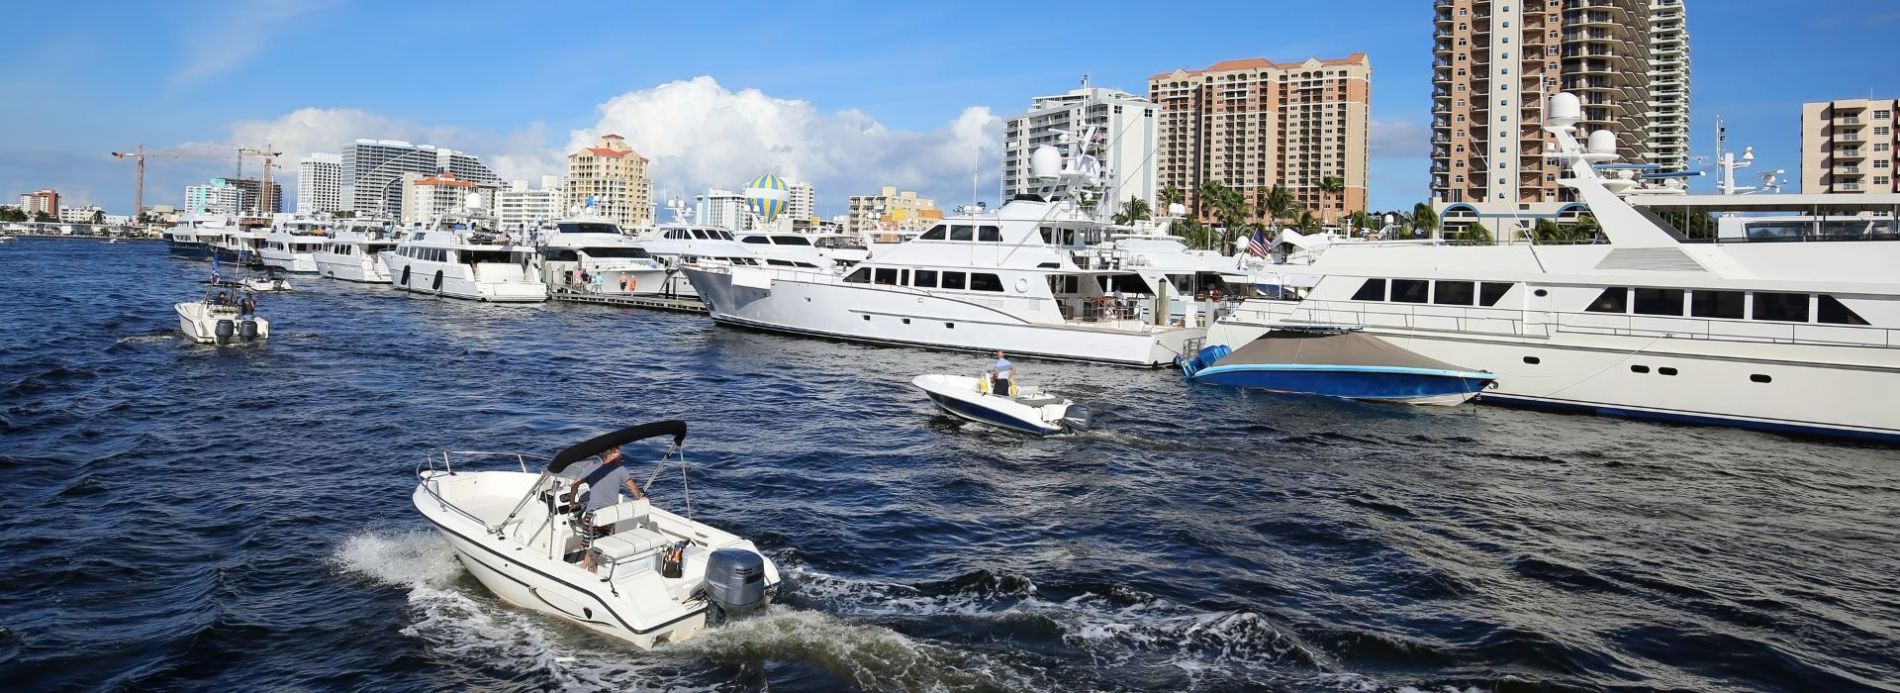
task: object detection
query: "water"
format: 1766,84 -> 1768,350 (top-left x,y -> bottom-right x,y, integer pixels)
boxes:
3,238 -> 1897,692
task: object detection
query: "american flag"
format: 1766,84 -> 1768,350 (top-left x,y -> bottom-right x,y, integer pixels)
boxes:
1247,229 -> 1268,257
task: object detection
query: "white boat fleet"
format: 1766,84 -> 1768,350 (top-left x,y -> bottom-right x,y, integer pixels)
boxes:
153,91 -> 1900,442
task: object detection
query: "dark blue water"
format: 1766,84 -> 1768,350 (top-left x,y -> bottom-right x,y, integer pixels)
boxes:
3,238 -> 1898,692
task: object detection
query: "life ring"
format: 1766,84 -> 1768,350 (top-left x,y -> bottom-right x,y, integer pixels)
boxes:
1015,277 -> 1029,293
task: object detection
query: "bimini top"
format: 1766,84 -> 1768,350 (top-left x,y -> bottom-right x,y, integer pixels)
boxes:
547,420 -> 687,473
1223,331 -> 1482,374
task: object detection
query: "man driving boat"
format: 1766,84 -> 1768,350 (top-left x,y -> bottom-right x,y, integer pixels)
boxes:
568,445 -> 644,572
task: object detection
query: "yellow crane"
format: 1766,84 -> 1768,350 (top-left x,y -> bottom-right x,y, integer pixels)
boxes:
237,145 -> 283,217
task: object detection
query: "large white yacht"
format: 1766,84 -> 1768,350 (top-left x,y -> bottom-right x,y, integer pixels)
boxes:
681,135 -> 1207,367
163,212 -> 234,260
1210,93 -> 1900,442
734,231 -> 834,271
259,218 -> 329,273
313,219 -> 400,283
382,214 -> 546,302
538,215 -> 670,296
628,225 -> 762,298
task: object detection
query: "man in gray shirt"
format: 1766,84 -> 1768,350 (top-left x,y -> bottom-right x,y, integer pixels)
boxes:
568,445 -> 644,572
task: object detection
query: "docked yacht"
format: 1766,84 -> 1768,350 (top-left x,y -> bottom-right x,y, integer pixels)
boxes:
210,224 -> 268,266
1210,93 -> 1900,441
412,421 -> 779,649
681,134 -> 1208,367
735,232 -> 834,271
628,225 -> 763,298
539,216 -> 670,296
259,218 -> 329,273
163,213 -> 235,260
382,214 -> 546,302
313,219 -> 400,283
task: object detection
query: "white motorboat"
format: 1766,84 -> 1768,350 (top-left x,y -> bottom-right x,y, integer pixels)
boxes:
912,374 -> 1092,435
681,129 -> 1207,367
382,214 -> 546,302
411,421 -> 780,649
242,274 -> 293,292
176,280 -> 268,345
313,219 -> 400,283
260,218 -> 328,273
1211,92 -> 1900,442
539,215 -> 671,297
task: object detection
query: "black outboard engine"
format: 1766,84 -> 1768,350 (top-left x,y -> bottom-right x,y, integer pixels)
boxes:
701,548 -> 766,624
239,319 -> 259,342
214,319 -> 235,345
1061,404 -> 1093,433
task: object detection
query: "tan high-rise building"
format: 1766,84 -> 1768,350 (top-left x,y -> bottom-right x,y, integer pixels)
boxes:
566,134 -> 653,228
845,186 -> 934,238
1801,98 -> 1900,195
1148,54 -> 1370,224
1432,0 -> 1659,213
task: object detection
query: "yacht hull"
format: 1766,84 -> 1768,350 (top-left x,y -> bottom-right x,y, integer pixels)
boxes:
1211,312 -> 1900,441
260,250 -> 319,273
384,255 -> 547,303
1190,364 -> 1491,406
314,256 -> 393,283
685,268 -> 1200,367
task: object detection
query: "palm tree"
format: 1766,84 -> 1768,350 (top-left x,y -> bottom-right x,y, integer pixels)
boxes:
1296,210 -> 1320,234
1534,218 -> 1564,242
1159,184 -> 1184,216
1463,221 -> 1492,245
1112,198 -> 1153,225
1262,184 -> 1294,229
1195,180 -> 1226,221
1317,176 -> 1345,223
1574,213 -> 1602,242
1411,202 -> 1439,238
90,209 -> 105,225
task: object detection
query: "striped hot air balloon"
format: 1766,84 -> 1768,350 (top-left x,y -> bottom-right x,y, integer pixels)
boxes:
744,174 -> 790,224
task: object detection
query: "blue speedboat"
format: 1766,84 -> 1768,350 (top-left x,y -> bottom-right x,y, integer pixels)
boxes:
1181,329 -> 1496,406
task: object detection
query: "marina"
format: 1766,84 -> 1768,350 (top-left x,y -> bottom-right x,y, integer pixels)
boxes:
2,238 -> 1897,691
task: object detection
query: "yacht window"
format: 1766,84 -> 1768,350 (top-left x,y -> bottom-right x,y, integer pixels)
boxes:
1690,290 -> 1745,319
1390,279 -> 1428,303
913,269 -> 938,288
1061,229 -> 1076,246
795,262 -> 819,268
921,225 -> 947,240
1039,227 -> 1055,244
766,259 -> 794,266
690,230 -> 709,239
1433,281 -> 1476,306
1586,287 -> 1628,313
557,223 -> 619,235
844,267 -> 870,284
969,273 -> 1004,292
582,247 -> 651,259
978,226 -> 1002,242
462,250 -> 518,264
1350,278 -> 1387,301
941,271 -> 967,290
718,231 -> 734,240
1633,288 -> 1685,316
1479,282 -> 1512,306
900,269 -> 910,285
1817,295 -> 1870,325
742,236 -> 770,244
873,268 -> 899,285
1752,292 -> 1810,323
545,249 -> 579,262
773,236 -> 811,246
950,225 -> 975,241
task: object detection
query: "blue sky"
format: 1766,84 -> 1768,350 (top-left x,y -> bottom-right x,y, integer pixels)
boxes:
1,0 -> 1893,216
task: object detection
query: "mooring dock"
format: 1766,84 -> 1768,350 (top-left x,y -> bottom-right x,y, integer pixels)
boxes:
549,290 -> 707,314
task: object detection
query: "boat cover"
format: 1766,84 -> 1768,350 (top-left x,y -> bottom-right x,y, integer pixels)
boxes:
548,420 -> 688,473
1219,330 -> 1479,373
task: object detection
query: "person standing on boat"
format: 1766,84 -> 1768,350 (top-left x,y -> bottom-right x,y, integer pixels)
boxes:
990,351 -> 1014,397
568,445 -> 644,572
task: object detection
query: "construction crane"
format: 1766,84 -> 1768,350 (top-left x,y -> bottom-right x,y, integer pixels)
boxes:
110,145 -> 225,221
237,145 -> 283,217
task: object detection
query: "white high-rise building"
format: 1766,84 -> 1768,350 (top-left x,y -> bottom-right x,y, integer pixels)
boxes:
399,172 -> 493,223
496,175 -> 565,231
297,153 -> 342,214
342,140 -> 500,217
1003,81 -> 1157,210
1646,0 -> 1691,174
785,179 -> 815,232
185,179 -> 244,215
695,188 -> 754,231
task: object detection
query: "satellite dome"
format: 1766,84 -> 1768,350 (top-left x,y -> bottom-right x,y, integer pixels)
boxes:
1030,145 -> 1061,179
1587,130 -> 1617,156
1548,93 -> 1582,125
744,174 -> 791,223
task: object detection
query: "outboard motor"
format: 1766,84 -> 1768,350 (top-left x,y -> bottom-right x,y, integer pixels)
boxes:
701,548 -> 766,624
214,319 -> 235,345
1061,404 -> 1093,433
239,319 -> 260,342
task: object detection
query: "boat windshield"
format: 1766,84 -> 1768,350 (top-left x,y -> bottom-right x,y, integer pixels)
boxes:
557,222 -> 621,235
462,250 -> 529,264
581,247 -> 652,259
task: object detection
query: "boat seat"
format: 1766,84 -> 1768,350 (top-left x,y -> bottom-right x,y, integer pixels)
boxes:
592,527 -> 670,563
589,498 -> 650,534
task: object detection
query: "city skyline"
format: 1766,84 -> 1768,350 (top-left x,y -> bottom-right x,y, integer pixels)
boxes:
0,0 -> 1891,217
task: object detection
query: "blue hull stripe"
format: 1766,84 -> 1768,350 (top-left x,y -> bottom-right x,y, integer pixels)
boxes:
1192,365 -> 1492,401
924,392 -> 1057,436
1479,394 -> 1900,444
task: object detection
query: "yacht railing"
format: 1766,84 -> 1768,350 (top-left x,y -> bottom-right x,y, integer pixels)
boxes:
1247,299 -> 1900,349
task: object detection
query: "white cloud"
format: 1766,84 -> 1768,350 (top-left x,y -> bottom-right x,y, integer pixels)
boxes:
168,0 -> 336,90
568,76 -> 1003,213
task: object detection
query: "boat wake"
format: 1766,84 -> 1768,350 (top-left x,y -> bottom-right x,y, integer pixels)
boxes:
330,529 -> 1035,691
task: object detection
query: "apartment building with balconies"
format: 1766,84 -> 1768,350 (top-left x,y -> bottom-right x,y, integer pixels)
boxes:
1646,0 -> 1690,174
1432,0 -> 1668,222
1148,54 -> 1371,224
1801,99 -> 1900,195
565,134 -> 654,228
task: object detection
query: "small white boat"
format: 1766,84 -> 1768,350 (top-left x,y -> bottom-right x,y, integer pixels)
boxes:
176,281 -> 268,345
243,276 -> 293,292
912,373 -> 1092,436
412,421 -> 780,649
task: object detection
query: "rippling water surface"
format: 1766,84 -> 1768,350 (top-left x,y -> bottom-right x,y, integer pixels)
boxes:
2,238 -> 1898,692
